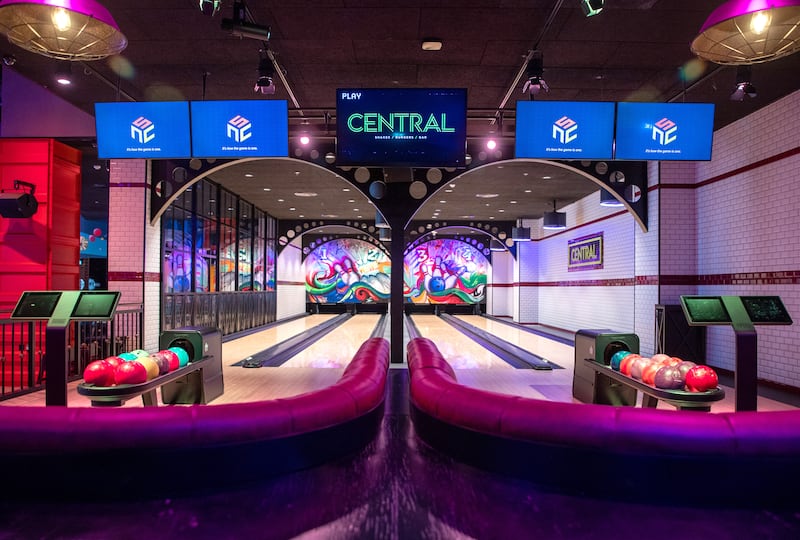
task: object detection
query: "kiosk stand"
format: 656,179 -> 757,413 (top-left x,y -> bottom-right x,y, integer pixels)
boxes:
680,295 -> 793,412
10,290 -> 121,406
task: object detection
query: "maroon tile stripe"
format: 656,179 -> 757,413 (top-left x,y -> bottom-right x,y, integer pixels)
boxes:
108,272 -> 160,282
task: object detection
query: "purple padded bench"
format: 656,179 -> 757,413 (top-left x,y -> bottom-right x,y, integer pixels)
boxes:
407,337 -> 800,506
0,337 -> 389,499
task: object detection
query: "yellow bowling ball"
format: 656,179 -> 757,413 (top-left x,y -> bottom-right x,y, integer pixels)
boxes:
136,356 -> 160,381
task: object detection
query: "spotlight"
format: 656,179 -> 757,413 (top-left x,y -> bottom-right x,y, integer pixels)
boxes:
54,61 -> 72,86
221,2 -> 271,41
254,56 -> 276,94
543,200 -> 567,230
299,135 -> 310,145
0,180 -> 38,218
2,54 -> 15,66
579,0 -> 604,17
486,139 -> 497,150
731,65 -> 757,101
523,51 -> 548,97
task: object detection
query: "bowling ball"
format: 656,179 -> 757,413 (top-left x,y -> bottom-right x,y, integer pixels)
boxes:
630,357 -> 651,380
610,350 -> 631,371
677,361 -> 697,378
620,354 -> 640,376
136,356 -> 160,381
130,349 -> 150,359
642,362 -> 662,385
428,276 -> 446,293
685,365 -> 718,392
114,361 -> 147,385
118,352 -> 138,361
103,356 -> 124,370
148,354 -> 170,375
169,346 -> 190,367
83,359 -> 116,387
158,350 -> 180,371
654,365 -> 685,390
651,353 -> 672,364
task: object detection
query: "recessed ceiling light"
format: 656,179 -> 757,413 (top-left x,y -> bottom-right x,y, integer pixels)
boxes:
244,173 -> 254,178
449,183 -> 456,188
348,199 -> 355,203
542,176 -> 552,180
289,207 -> 296,211
498,209 -> 505,213
445,189 -> 453,193
485,203 -> 490,207
523,172 -> 529,176
294,192 -> 318,197
497,165 -> 504,169
422,40 -> 443,51
525,189 -> 532,193
342,188 -> 350,192
353,208 -> 359,211
510,200 -> 517,204
439,200 -> 446,203
460,215 -> 474,219
322,214 -> 338,218
299,215 -> 305,218
262,188 -> 271,191
277,198 -> 284,202
489,216 -> 495,220
476,193 -> 499,198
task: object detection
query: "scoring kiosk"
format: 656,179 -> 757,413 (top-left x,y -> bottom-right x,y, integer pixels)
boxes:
680,295 -> 793,411
10,290 -> 121,406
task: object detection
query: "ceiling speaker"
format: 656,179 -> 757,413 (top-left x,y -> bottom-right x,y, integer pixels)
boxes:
511,226 -> 531,242
0,193 -> 39,218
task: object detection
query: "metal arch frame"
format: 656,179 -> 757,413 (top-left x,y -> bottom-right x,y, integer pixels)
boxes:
277,220 -> 389,258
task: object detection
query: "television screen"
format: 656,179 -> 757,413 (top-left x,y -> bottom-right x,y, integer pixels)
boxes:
615,102 -> 714,161
11,291 -> 63,319
515,101 -> 615,159
740,296 -> 793,325
70,291 -> 121,320
336,88 -> 467,167
95,101 -> 191,159
191,100 -> 289,158
681,296 -> 731,325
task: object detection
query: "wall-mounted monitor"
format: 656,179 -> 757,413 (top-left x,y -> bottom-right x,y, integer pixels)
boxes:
95,102 -> 191,159
680,296 -> 731,325
515,101 -> 615,159
10,291 -> 63,319
70,291 -> 121,321
336,88 -> 467,167
740,296 -> 793,325
614,102 -> 714,161
191,100 -> 289,158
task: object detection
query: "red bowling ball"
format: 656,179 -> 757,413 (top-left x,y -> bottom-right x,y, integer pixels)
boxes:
157,350 -> 180,372
685,365 -> 719,392
83,359 -> 116,387
620,354 -> 640,376
103,356 -> 124,370
114,361 -> 148,385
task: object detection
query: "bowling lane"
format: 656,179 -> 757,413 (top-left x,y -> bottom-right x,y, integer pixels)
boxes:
411,315 -> 514,370
222,314 -> 336,364
281,314 -> 382,368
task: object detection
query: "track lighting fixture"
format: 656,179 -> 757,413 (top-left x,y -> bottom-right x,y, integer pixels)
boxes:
523,50 -> 548,97
580,0 -> 604,17
730,65 -> 757,101
254,54 -> 275,94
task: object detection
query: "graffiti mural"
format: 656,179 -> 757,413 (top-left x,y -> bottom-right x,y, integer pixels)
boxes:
404,238 -> 488,304
305,239 -> 391,303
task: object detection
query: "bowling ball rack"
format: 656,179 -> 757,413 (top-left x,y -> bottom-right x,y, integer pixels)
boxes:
582,359 -> 725,411
77,356 -> 211,407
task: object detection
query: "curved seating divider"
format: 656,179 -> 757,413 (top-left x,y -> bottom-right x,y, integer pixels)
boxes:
407,337 -> 800,506
0,337 -> 390,500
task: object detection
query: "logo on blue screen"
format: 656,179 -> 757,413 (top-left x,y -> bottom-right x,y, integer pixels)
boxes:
652,117 -> 677,145
227,115 -> 252,143
130,116 -> 155,144
552,116 -> 578,144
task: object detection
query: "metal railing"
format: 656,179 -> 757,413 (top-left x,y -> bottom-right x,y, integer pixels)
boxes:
163,291 -> 276,335
0,304 -> 143,402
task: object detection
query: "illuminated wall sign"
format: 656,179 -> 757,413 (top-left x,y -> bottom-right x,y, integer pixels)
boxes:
615,102 -> 714,161
568,232 -> 603,271
515,101 -> 615,159
191,100 -> 289,158
336,88 -> 467,167
95,102 -> 191,159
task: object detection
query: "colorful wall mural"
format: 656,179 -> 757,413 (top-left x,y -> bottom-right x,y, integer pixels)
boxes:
404,238 -> 488,304
305,238 -> 391,303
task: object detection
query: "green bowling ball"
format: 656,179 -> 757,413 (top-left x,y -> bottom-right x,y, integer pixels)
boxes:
130,349 -> 150,359
610,350 -> 631,371
169,346 -> 190,367
118,352 -> 138,361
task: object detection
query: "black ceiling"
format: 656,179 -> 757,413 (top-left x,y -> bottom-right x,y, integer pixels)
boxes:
3,0 -> 799,225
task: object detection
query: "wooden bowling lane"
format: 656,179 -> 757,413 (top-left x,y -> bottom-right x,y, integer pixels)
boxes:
410,315 -> 514,370
222,314 -> 336,364
281,314 -> 382,368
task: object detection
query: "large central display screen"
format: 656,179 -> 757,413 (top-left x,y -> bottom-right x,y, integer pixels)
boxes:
95,101 -> 191,159
615,102 -> 715,161
336,88 -> 467,167
515,101 -> 615,159
191,100 -> 289,158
